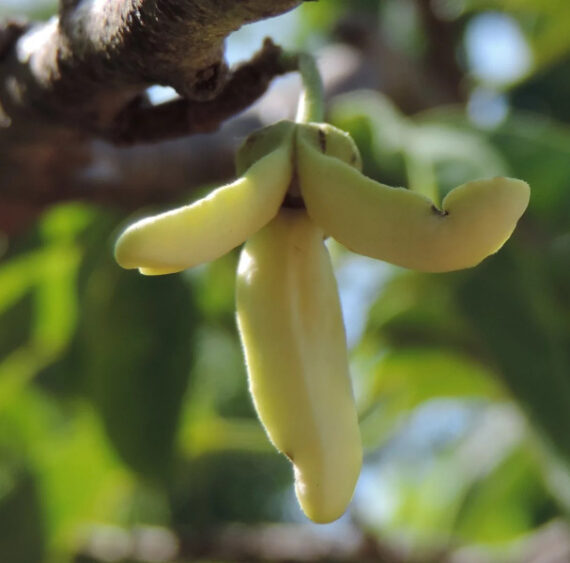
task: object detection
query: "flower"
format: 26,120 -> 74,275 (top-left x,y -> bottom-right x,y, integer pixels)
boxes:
114,119 -> 529,523
115,120 -> 529,275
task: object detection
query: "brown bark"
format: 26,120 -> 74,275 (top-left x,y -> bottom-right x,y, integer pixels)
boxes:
0,2 -> 303,234
1,0 -> 302,131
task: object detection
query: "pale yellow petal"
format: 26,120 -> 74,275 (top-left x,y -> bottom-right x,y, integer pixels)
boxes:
298,134 -> 529,272
115,143 -> 293,274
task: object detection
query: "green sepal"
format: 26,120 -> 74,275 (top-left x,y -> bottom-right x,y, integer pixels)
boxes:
296,122 -> 362,171
235,120 -> 296,176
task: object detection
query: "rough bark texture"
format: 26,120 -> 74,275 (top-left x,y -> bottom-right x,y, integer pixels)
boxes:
0,1 -> 303,234
2,1 -> 301,129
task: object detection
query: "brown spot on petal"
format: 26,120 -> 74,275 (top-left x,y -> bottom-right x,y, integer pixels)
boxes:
318,128 -> 327,153
431,204 -> 449,217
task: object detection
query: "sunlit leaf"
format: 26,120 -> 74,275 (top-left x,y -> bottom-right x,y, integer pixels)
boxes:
0,389 -> 134,559
370,347 -> 502,405
455,447 -> 558,543
358,346 -> 502,449
330,90 -> 507,199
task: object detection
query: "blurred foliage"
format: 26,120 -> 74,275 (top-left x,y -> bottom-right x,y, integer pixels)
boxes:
464,0 -> 570,71
170,451 -> 291,529
2,0 -> 570,562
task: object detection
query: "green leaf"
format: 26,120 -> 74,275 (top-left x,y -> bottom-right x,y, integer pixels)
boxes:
169,450 -> 291,528
0,387 -> 136,560
370,347 -> 502,405
455,447 -> 558,543
358,346 -> 502,449
364,270 -> 474,352
79,253 -> 197,482
330,90 -> 507,200
0,467 -> 45,563
184,325 -> 253,420
0,252 -> 42,315
191,251 -> 239,323
489,113 -> 570,230
44,210 -> 199,481
457,250 -> 570,462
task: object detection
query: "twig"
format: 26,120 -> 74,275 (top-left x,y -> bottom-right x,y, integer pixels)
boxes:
0,0 -> 303,133
109,39 -> 294,145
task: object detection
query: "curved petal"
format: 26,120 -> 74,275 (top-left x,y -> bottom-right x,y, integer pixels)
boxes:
115,143 -> 293,275
297,135 -> 530,272
236,210 -> 361,523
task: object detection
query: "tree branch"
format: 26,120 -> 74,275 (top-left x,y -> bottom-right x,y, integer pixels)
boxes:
74,523 -> 408,563
0,1 -> 306,234
109,38 -> 295,145
0,0 -> 302,133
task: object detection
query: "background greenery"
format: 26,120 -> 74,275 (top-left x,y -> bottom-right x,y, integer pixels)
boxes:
1,0 -> 569,561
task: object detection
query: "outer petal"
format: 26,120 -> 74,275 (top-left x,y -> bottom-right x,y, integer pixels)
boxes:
236,209 -> 362,523
115,142 -> 293,275
297,132 -> 530,272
